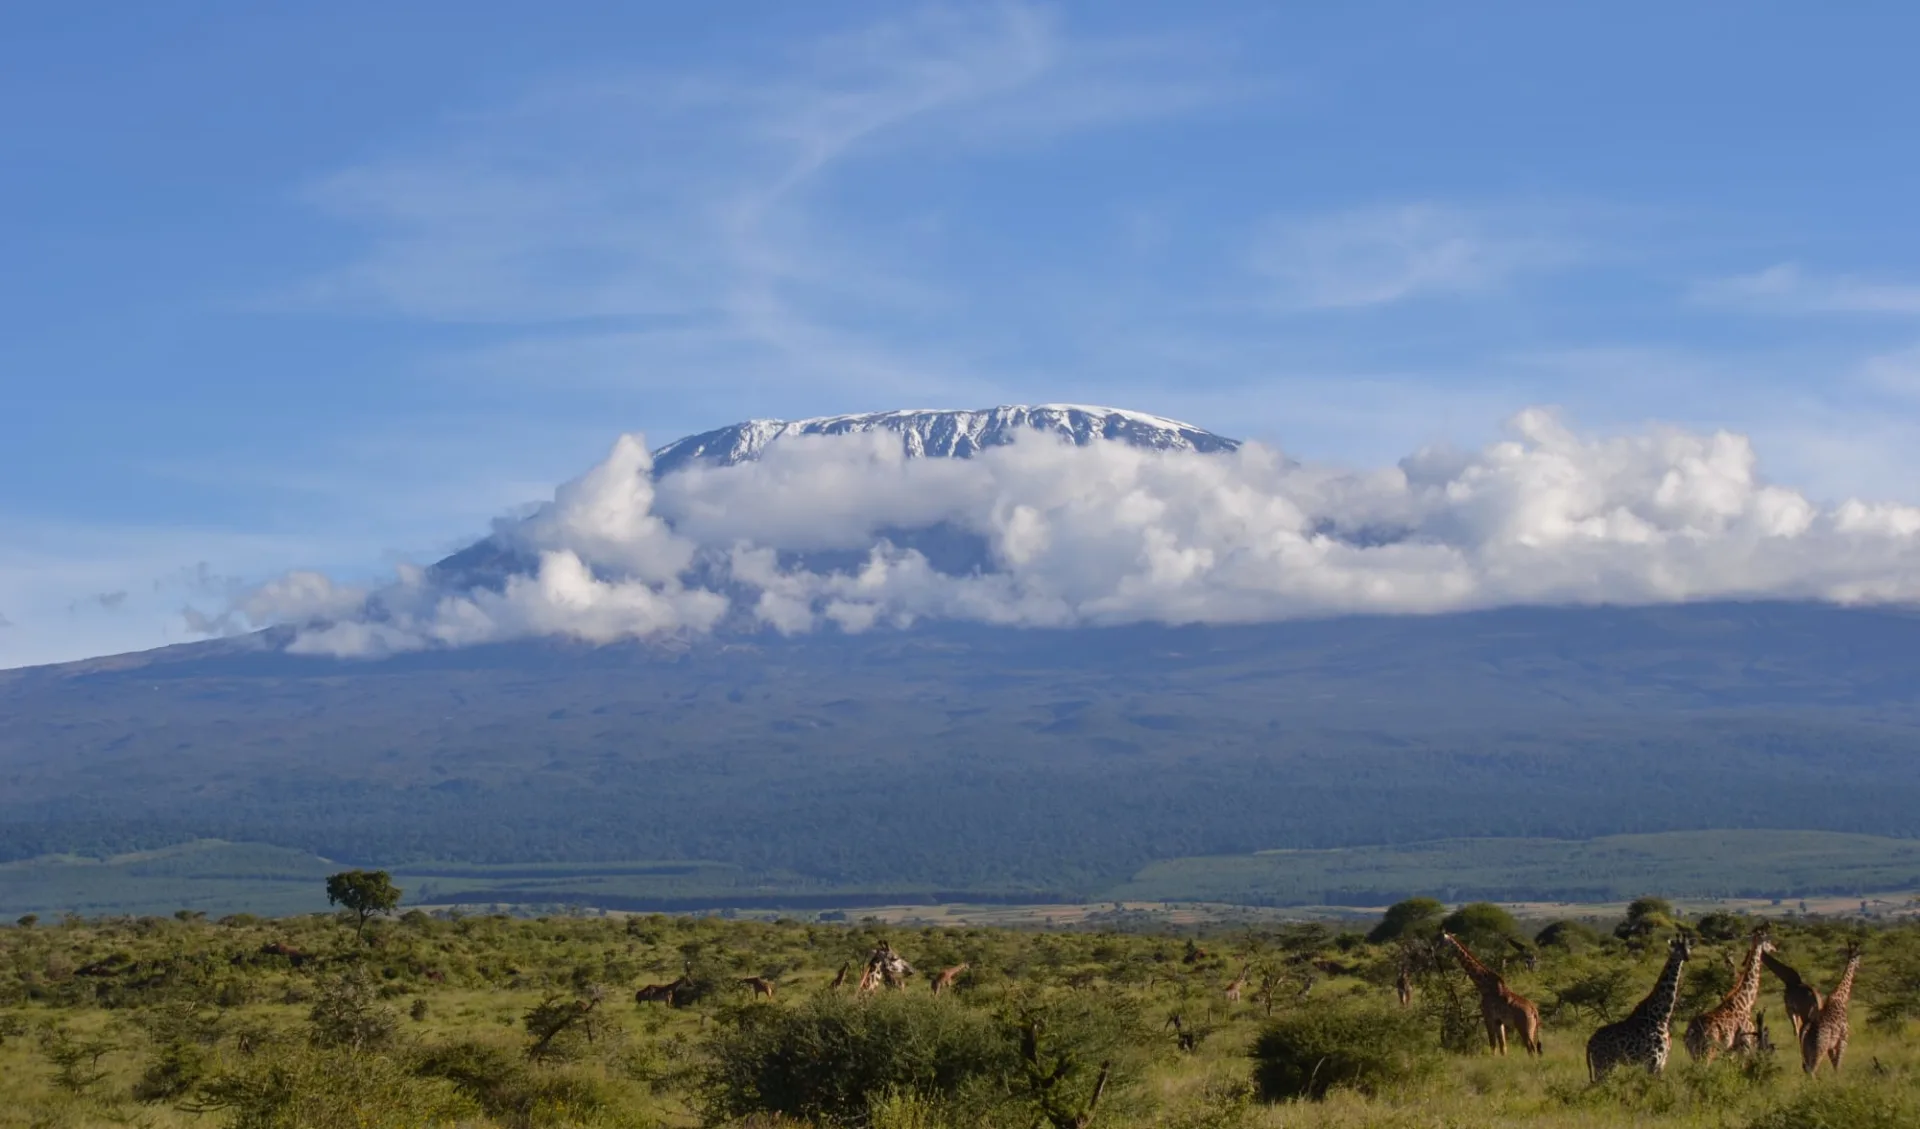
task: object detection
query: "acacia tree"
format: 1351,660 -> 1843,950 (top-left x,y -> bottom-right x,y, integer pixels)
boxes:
1367,898 -> 1445,945
325,870 -> 402,939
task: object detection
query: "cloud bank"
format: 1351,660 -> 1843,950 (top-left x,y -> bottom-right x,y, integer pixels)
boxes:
223,410 -> 1920,658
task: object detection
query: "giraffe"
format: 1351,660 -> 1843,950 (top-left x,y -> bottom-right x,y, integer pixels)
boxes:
1684,928 -> 1774,1062
1800,941 -> 1863,1076
930,963 -> 970,995
829,961 -> 851,991
1441,932 -> 1543,1057
1585,934 -> 1692,1080
857,941 -> 914,994
738,976 -> 777,1001
634,982 -> 677,1004
1761,950 -> 1823,1041
1395,962 -> 1414,1009
1224,965 -> 1251,1004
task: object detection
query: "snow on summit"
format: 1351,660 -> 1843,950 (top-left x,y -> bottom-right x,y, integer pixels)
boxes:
648,405 -> 1239,475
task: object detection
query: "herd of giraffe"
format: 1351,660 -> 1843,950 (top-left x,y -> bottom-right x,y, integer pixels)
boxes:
1432,926 -> 1867,1081
639,927 -> 1868,1085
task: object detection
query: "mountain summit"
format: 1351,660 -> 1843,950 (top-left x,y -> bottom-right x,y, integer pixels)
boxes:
648,404 -> 1239,476
431,405 -> 1238,586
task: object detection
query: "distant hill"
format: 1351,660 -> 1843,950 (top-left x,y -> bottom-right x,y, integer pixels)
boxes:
6,601 -> 1920,904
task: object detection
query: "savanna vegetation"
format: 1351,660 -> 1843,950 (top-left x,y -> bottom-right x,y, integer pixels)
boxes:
3,878 -> 1919,1128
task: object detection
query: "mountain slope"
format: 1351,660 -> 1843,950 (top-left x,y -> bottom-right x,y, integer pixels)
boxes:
6,602 -> 1920,897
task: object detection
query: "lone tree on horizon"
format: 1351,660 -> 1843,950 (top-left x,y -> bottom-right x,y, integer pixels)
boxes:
325,870 -> 402,939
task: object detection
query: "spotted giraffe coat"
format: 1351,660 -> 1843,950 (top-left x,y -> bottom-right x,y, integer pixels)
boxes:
1587,935 -> 1692,1080
1684,930 -> 1773,1062
1800,943 -> 1863,1076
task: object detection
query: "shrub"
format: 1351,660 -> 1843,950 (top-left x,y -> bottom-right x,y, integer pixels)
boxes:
412,1039 -> 651,1129
1549,960 -> 1635,1022
701,993 -> 1015,1126
1694,911 -> 1749,943
1250,1002 -> 1438,1101
1439,903 -> 1522,954
1746,1084 -> 1920,1129
1616,896 -> 1676,941
308,968 -> 399,1052
134,1039 -> 211,1102
189,1046 -> 475,1129
1367,899 -> 1444,945
1535,920 -> 1603,950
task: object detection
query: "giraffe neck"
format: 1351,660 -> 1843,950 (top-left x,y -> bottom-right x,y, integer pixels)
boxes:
1632,948 -> 1688,1026
1446,936 -> 1502,993
1726,941 -> 1767,1015
1825,956 -> 1861,1016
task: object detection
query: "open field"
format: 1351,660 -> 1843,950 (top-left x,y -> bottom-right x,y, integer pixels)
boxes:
1113,830 -> 1920,907
2,903 -> 1917,1128
6,831 -> 1920,921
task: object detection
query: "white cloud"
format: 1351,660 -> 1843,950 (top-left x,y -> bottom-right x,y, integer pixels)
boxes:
1249,204 -> 1565,311
216,411 -> 1920,657
1691,263 -> 1920,315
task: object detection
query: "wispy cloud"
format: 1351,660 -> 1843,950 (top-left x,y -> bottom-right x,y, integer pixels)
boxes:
293,3 -> 1251,413
1248,204 -> 1570,311
1691,263 -> 1920,315
1861,343 -> 1920,394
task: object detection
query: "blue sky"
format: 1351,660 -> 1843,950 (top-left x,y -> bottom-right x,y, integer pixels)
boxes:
7,1 -> 1920,667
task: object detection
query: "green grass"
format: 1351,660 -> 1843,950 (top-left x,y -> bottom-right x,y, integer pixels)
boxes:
0,841 -> 335,918
1,907 -> 1916,1128
1114,830 -> 1920,907
7,831 -> 1920,919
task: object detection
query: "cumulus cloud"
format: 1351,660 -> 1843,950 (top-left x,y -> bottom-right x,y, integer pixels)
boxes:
209,410 -> 1920,657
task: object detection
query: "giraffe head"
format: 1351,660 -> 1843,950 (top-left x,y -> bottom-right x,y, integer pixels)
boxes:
1669,934 -> 1693,962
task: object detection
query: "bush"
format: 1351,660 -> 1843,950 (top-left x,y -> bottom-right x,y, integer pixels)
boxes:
1694,911 -> 1749,943
702,993 -> 1015,1126
412,1039 -> 650,1129
1747,1084 -> 1920,1129
1367,898 -> 1444,945
1439,903 -> 1522,954
189,1046 -> 475,1129
134,1039 -> 211,1102
308,969 -> 399,1052
1616,896 -> 1676,941
1250,1002 -> 1439,1101
1536,920 -> 1603,950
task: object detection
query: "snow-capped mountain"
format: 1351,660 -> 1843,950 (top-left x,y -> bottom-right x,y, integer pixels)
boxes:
430,406 -> 1238,587
649,404 -> 1238,476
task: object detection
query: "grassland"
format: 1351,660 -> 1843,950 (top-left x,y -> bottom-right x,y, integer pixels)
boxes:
7,831 -> 1920,921
1,903 -> 1917,1128
1113,830 -> 1920,907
